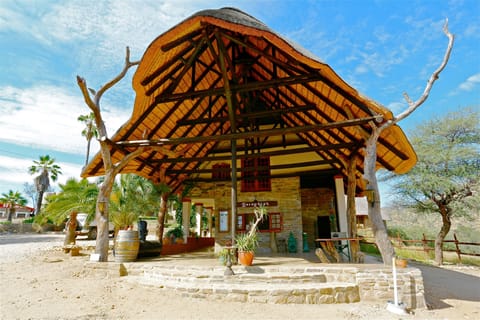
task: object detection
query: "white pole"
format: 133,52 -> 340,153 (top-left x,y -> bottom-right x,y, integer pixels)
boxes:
392,257 -> 398,306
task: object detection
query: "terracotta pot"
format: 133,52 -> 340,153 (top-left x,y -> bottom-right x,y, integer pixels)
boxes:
238,251 -> 254,266
396,258 -> 408,268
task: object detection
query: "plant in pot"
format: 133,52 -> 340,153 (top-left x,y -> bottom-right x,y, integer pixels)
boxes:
217,247 -> 237,266
166,224 -> 184,244
235,204 -> 267,266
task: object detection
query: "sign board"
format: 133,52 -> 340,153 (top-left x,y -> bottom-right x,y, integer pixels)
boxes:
219,210 -> 229,232
237,201 -> 278,208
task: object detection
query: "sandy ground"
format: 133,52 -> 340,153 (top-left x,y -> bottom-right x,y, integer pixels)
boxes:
0,233 -> 479,320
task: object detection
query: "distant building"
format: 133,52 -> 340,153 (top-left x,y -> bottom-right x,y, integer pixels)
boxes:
0,203 -> 35,219
351,196 -> 390,230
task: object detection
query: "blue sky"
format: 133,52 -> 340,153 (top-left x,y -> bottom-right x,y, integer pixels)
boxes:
0,0 -> 479,206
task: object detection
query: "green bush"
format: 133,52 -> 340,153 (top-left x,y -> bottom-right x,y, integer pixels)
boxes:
387,226 -> 410,240
23,217 -> 35,224
360,242 -> 380,255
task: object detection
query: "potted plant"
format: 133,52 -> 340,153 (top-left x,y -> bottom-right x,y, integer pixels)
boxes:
235,204 -> 267,266
166,224 -> 184,244
217,247 -> 237,266
235,232 -> 258,266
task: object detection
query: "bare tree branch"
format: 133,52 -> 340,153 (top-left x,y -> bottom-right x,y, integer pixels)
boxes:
112,147 -> 149,177
391,19 -> 454,126
94,47 -> 140,106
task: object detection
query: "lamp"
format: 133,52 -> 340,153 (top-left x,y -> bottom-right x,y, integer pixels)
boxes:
365,189 -> 375,207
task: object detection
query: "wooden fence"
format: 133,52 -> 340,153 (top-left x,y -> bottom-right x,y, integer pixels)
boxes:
361,233 -> 480,263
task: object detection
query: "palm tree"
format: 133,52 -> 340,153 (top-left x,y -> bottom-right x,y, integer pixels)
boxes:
43,178 -> 98,225
78,112 -> 99,167
110,174 -> 161,230
0,190 -> 27,222
29,155 -> 62,216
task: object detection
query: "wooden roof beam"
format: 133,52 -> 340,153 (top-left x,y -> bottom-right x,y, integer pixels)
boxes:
167,159 -> 336,175
115,116 -> 381,147
177,104 -> 315,126
148,142 -> 357,164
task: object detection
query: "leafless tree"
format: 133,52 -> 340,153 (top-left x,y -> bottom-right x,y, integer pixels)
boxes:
364,20 -> 454,265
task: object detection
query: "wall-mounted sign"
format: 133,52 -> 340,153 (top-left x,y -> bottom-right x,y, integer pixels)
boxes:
237,201 -> 278,208
219,210 -> 229,232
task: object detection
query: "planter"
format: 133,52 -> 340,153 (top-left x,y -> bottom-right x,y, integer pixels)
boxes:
114,230 -> 140,262
396,258 -> 408,268
238,251 -> 254,266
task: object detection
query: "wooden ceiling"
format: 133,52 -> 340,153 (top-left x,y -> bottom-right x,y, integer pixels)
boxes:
81,7 -> 416,193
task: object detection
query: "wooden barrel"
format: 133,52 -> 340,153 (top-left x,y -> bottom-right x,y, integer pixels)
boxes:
114,230 -> 140,262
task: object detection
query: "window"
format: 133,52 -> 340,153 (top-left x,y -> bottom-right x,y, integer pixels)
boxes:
237,214 -> 247,232
212,163 -> 231,180
236,212 -> 282,233
241,156 -> 271,192
258,212 -> 282,232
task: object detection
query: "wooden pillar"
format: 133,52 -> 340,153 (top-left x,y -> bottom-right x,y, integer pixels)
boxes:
347,157 -> 360,262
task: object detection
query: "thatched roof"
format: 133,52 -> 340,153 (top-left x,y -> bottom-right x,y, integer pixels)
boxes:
81,7 -> 416,193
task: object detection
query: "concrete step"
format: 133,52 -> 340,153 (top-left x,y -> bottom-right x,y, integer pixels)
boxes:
135,274 -> 359,304
134,264 -> 360,304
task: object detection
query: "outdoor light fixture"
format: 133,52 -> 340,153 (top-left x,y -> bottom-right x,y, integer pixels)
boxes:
365,189 -> 375,207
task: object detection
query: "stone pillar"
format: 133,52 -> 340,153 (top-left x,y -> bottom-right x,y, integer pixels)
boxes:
195,203 -> 203,237
182,198 -> 191,243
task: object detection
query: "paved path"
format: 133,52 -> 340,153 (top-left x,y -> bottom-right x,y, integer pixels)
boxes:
412,261 -> 480,309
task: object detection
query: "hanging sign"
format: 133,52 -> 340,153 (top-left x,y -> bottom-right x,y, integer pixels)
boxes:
237,201 -> 278,208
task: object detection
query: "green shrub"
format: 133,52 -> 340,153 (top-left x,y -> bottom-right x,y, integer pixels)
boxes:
23,217 -> 35,224
360,242 -> 380,255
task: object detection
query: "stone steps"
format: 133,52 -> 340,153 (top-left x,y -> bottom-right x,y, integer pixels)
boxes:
134,264 -> 360,304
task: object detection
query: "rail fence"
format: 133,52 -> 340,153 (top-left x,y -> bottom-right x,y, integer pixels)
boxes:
361,233 -> 480,263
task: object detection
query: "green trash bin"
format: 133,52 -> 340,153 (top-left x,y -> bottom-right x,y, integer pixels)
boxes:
302,232 -> 310,252
287,232 -> 297,253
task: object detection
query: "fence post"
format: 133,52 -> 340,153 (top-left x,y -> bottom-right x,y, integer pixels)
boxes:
422,233 -> 429,254
453,233 -> 462,263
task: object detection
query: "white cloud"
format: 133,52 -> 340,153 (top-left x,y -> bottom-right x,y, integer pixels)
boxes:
0,155 -> 84,196
0,155 -> 33,185
386,101 -> 407,114
34,1 -> 223,72
0,85 -> 131,155
458,73 -> 480,91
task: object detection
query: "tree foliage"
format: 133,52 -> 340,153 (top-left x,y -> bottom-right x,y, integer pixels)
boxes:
388,107 -> 480,264
0,190 -> 27,222
78,112 -> 99,167
43,178 -> 98,225
42,174 -> 161,229
28,155 -> 62,216
391,108 -> 480,214
110,174 -> 161,229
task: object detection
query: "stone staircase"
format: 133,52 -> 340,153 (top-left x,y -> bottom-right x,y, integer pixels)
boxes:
133,264 -> 360,304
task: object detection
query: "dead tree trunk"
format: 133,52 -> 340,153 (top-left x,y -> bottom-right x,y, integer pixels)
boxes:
363,20 -> 454,265
77,48 -> 180,261
64,211 -> 78,246
77,47 -> 141,261
157,193 -> 169,242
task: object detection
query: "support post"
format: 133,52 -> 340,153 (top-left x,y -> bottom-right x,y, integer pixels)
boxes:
182,198 -> 191,243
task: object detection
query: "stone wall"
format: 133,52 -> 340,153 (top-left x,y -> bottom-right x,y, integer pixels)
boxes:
356,267 -> 426,309
300,187 -> 335,248
190,177 -> 303,253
